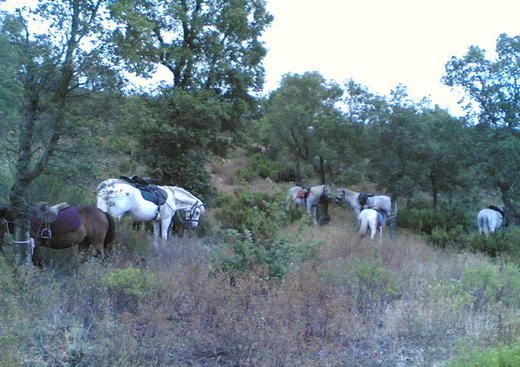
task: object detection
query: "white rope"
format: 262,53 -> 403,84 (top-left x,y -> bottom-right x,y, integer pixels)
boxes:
12,238 -> 35,254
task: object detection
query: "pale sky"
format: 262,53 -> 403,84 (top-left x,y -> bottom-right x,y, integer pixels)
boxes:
261,0 -> 520,116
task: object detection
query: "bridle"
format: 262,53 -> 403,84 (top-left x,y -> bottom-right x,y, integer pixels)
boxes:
176,201 -> 205,226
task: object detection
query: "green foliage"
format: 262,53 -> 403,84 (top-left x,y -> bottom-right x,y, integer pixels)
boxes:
429,225 -> 467,248
342,260 -> 401,315
447,341 -> 520,367
108,0 -> 273,93
398,205 -> 470,236
429,264 -> 520,314
466,229 -> 520,258
245,153 -> 293,182
237,167 -> 256,183
208,229 -> 318,282
443,34 -> 520,221
215,188 -> 288,239
103,267 -> 158,300
263,72 -> 345,183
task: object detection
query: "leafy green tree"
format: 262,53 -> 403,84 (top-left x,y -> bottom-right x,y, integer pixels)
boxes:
264,72 -> 343,184
107,0 -> 273,195
443,33 -> 520,221
367,86 -> 426,204
1,1 -> 119,264
417,108 -> 472,209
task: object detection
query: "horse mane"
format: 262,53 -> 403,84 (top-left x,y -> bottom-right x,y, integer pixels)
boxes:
166,186 -> 203,206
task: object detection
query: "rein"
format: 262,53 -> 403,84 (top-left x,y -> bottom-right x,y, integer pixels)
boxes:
176,201 -> 204,225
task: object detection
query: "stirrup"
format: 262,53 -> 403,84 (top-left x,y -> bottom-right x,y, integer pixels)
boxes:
40,228 -> 52,239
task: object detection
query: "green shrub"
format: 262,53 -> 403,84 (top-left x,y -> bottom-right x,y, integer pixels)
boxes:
215,189 -> 288,240
237,167 -> 256,183
341,260 -> 401,315
429,264 -> 520,314
465,228 -> 520,259
398,205 -> 470,235
103,267 -> 158,312
429,225 -> 467,248
208,229 -> 318,283
245,153 -> 293,182
447,340 -> 520,367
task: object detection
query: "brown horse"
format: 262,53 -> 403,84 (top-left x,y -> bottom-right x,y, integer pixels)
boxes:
31,204 -> 116,265
1,203 -> 115,265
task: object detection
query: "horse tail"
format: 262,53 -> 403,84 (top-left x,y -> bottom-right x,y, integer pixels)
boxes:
104,211 -> 116,245
478,214 -> 489,235
359,215 -> 368,237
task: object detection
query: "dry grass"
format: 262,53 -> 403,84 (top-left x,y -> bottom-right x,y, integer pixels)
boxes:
1,155 -> 518,366
2,203 -> 518,366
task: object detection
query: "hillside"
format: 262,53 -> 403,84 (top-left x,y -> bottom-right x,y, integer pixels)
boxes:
1,151 -> 519,367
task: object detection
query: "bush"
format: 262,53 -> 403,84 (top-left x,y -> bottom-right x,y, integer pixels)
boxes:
428,264 -> 520,314
215,188 -> 288,240
208,229 -> 318,283
398,205 -> 470,235
429,225 -> 467,248
245,153 -> 294,182
103,267 -> 158,312
465,228 -> 520,259
447,340 -> 520,367
340,260 -> 401,316
236,167 -> 256,183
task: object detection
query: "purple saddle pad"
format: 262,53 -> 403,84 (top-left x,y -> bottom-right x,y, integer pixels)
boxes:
31,206 -> 82,235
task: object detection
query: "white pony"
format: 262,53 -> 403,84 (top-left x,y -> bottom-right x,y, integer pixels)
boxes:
96,178 -> 177,243
477,207 -> 505,236
162,186 -> 205,230
358,208 -> 385,240
335,188 -> 394,217
287,184 -> 331,225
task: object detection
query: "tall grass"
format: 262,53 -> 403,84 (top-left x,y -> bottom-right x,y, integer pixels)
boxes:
1,207 -> 519,366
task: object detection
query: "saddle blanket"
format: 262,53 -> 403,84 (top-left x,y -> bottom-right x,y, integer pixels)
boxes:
138,186 -> 168,206
31,206 -> 82,235
296,188 -> 311,200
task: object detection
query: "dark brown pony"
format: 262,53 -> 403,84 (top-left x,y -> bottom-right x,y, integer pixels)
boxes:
0,204 -> 115,265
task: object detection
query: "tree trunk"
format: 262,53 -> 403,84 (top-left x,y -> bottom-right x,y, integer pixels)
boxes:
294,160 -> 302,186
9,182 -> 32,266
390,194 -> 398,239
430,172 -> 438,210
318,155 -> 326,185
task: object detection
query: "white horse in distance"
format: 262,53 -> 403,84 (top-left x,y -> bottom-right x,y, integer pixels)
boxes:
477,207 -> 505,236
287,184 -> 331,225
358,208 -> 385,240
335,188 -> 394,217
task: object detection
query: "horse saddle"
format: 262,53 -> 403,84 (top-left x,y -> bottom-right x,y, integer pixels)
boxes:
120,175 -> 159,186
488,205 -> 505,218
120,178 -> 168,206
296,187 -> 311,200
358,192 -> 374,207
30,204 -> 81,236
376,209 -> 387,227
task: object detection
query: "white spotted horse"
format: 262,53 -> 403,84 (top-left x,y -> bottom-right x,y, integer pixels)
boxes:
96,176 -> 177,245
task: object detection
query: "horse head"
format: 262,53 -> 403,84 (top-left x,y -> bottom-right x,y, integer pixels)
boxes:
322,185 -> 332,200
31,202 -> 59,223
335,189 -> 345,204
182,201 -> 205,228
